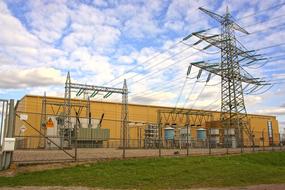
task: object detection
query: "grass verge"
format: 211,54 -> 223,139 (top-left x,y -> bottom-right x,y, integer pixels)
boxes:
0,152 -> 285,189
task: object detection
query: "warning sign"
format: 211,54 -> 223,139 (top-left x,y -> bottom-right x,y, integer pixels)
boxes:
46,118 -> 54,128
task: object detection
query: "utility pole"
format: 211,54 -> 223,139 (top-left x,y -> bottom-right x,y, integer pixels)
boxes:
185,7 -> 270,147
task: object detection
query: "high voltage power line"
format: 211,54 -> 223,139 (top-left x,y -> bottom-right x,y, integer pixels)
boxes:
127,26 -> 285,89
110,45 -> 196,87
128,38 -> 285,97
100,1 -> 285,88
101,0 -> 211,87
197,1 -> 285,34
184,42 -> 285,67
115,37 -> 283,104
127,38 -> 284,92
91,2 -> 285,114
129,70 -> 202,98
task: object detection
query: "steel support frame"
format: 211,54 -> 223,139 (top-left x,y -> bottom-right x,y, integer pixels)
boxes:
40,98 -> 89,151
157,109 -> 213,157
63,72 -> 129,158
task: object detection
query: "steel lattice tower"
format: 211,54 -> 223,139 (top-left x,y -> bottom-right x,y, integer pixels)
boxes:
184,7 -> 270,146
220,9 -> 247,137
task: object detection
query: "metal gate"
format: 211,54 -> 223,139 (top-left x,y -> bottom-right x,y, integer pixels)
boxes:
0,99 -> 75,167
13,104 -> 77,164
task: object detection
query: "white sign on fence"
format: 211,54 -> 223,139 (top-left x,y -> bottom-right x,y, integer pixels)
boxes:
20,114 -> 28,121
3,138 -> 15,151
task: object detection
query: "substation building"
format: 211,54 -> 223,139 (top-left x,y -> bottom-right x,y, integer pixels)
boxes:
14,95 -> 280,149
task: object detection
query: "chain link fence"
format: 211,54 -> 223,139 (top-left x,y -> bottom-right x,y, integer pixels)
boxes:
12,133 -> 284,164
12,97 -> 284,164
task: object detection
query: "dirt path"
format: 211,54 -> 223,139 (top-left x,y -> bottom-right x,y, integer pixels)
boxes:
1,184 -> 285,190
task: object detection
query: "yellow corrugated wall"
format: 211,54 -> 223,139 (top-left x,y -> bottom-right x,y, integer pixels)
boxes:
15,95 -> 280,147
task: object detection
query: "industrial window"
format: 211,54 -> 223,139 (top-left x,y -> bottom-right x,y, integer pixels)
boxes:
267,121 -> 273,138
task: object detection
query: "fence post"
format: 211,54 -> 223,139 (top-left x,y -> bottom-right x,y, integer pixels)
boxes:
159,127 -> 162,157
187,125 -> 190,156
279,133 -> 282,150
186,114 -> 190,156
252,135 -> 255,152
1,99 -> 15,170
157,111 -> 161,157
123,131 -> 126,159
139,127 -> 142,149
262,131 -> 265,151
208,127 -> 211,155
0,101 -> 6,145
270,136 -> 274,151
74,112 -> 79,161
226,127 -> 229,155
239,127 -> 243,153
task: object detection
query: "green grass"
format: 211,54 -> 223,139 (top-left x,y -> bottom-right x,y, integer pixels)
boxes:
0,152 -> 285,189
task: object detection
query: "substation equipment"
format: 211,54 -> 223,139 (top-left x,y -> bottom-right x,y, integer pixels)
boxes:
39,72 -> 128,149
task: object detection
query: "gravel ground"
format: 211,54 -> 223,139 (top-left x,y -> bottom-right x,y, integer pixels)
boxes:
1,184 -> 285,190
12,147 -> 284,164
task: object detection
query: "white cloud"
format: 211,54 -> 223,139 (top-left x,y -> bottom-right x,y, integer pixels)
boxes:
164,20 -> 184,31
0,4 -> 38,48
272,73 -> 285,80
257,107 -> 285,116
245,95 -> 263,107
71,3 -> 119,26
0,67 -> 65,89
60,5 -> 121,53
165,0 -> 210,33
27,86 -> 64,97
123,11 -> 162,38
0,0 -> 65,70
92,0 -> 108,8
0,0 -> 284,131
25,0 -> 70,44
131,91 -> 177,105
117,56 -> 134,64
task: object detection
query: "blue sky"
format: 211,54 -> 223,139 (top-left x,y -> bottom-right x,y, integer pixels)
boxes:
0,0 -> 285,131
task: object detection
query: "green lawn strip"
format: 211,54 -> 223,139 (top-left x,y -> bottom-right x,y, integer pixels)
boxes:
0,152 -> 284,189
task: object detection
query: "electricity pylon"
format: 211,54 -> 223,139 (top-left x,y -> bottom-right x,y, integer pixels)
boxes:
185,7 -> 270,147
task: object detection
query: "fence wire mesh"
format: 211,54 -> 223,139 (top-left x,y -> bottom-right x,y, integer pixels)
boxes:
12,98 -> 285,164
13,134 -> 285,164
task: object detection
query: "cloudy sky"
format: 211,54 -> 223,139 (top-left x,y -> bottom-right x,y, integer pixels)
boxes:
0,0 -> 285,131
